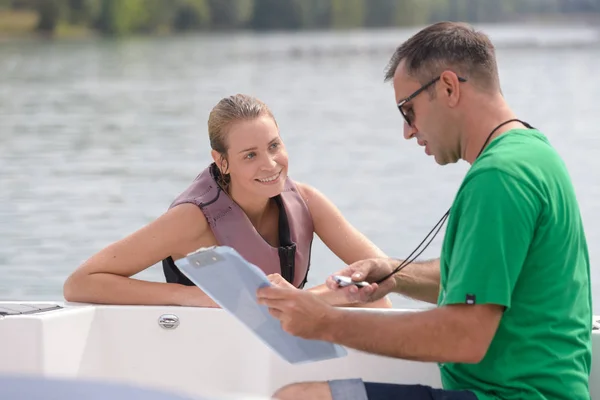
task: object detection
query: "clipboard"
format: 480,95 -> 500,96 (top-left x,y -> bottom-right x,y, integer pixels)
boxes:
174,246 -> 348,364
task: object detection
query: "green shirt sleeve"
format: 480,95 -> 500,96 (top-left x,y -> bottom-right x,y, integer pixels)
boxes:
443,169 -> 540,309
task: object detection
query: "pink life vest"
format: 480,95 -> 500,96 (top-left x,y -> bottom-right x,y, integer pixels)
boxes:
162,163 -> 314,288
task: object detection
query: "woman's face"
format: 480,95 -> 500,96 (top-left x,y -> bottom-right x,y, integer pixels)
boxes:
218,115 -> 289,199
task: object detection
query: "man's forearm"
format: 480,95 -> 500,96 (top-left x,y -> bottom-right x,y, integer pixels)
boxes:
322,305 -> 484,364
392,258 -> 440,304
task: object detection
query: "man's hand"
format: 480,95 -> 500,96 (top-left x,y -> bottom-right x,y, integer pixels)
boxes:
325,258 -> 400,305
256,286 -> 338,341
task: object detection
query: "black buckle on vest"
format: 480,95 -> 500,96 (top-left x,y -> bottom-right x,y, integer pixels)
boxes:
278,244 -> 296,285
274,195 -> 298,286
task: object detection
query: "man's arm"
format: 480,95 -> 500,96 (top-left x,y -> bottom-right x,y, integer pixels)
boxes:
328,169 -> 534,362
392,258 -> 441,304
322,257 -> 440,307
322,303 -> 503,363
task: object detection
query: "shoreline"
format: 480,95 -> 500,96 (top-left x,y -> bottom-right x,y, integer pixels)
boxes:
0,11 -> 598,42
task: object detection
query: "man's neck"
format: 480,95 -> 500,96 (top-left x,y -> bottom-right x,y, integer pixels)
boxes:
229,184 -> 271,227
460,94 -> 524,164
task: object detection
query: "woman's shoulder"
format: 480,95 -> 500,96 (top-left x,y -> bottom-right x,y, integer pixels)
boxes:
289,181 -> 334,215
291,181 -> 324,205
163,202 -> 210,238
292,181 -> 310,200
161,202 -> 214,259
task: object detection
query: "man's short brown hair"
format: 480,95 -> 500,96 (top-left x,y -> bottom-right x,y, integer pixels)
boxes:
384,22 -> 500,92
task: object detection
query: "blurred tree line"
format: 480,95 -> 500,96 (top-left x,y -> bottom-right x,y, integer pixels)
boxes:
1,0 -> 599,37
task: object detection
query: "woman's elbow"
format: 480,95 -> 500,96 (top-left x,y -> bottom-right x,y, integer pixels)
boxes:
63,272 -> 87,302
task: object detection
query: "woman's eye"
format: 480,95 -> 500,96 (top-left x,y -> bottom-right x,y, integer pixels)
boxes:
245,152 -> 256,159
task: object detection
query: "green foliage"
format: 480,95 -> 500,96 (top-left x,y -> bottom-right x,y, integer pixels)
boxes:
134,0 -> 175,33
64,0 -> 101,25
364,0 -> 395,27
1,0 -> 598,38
0,0 -> 14,10
96,0 -> 148,35
395,0 -> 429,26
208,0 -> 253,29
331,0 -> 365,29
35,0 -> 61,33
250,0 -> 303,31
172,0 -> 210,32
295,0 -> 330,29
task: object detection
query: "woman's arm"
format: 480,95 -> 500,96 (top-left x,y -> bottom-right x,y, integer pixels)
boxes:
63,203 -> 219,307
295,183 -> 392,308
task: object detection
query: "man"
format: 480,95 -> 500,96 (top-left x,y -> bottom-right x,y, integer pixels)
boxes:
257,21 -> 592,400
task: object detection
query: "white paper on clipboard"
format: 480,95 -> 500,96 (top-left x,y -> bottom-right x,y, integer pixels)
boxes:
174,246 -> 348,365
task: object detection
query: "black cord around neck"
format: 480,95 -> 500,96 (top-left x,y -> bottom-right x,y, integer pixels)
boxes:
477,118 -> 533,159
374,118 -> 534,285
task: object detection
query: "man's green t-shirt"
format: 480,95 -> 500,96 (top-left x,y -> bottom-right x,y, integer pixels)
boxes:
438,129 -> 592,400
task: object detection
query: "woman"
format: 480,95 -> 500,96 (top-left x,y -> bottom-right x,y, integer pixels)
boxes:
63,94 -> 391,308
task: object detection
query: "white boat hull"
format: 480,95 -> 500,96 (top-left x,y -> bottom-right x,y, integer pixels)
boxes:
0,302 -> 597,398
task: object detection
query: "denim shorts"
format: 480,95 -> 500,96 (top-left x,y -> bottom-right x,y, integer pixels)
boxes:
328,378 -> 478,400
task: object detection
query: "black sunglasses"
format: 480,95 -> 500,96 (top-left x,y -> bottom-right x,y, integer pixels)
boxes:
397,75 -> 467,127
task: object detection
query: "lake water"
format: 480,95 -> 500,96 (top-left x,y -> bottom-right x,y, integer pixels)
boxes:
1,22 -> 599,311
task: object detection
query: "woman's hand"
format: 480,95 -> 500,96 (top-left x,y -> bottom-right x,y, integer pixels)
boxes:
267,273 -> 297,289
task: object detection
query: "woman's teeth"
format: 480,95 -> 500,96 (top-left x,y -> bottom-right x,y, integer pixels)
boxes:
257,172 -> 280,183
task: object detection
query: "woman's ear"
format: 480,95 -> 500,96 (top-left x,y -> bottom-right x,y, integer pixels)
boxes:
210,150 -> 219,163
211,150 -> 229,175
210,150 -> 224,171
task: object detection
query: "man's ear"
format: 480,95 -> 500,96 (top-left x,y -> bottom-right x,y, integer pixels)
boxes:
440,71 -> 461,107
